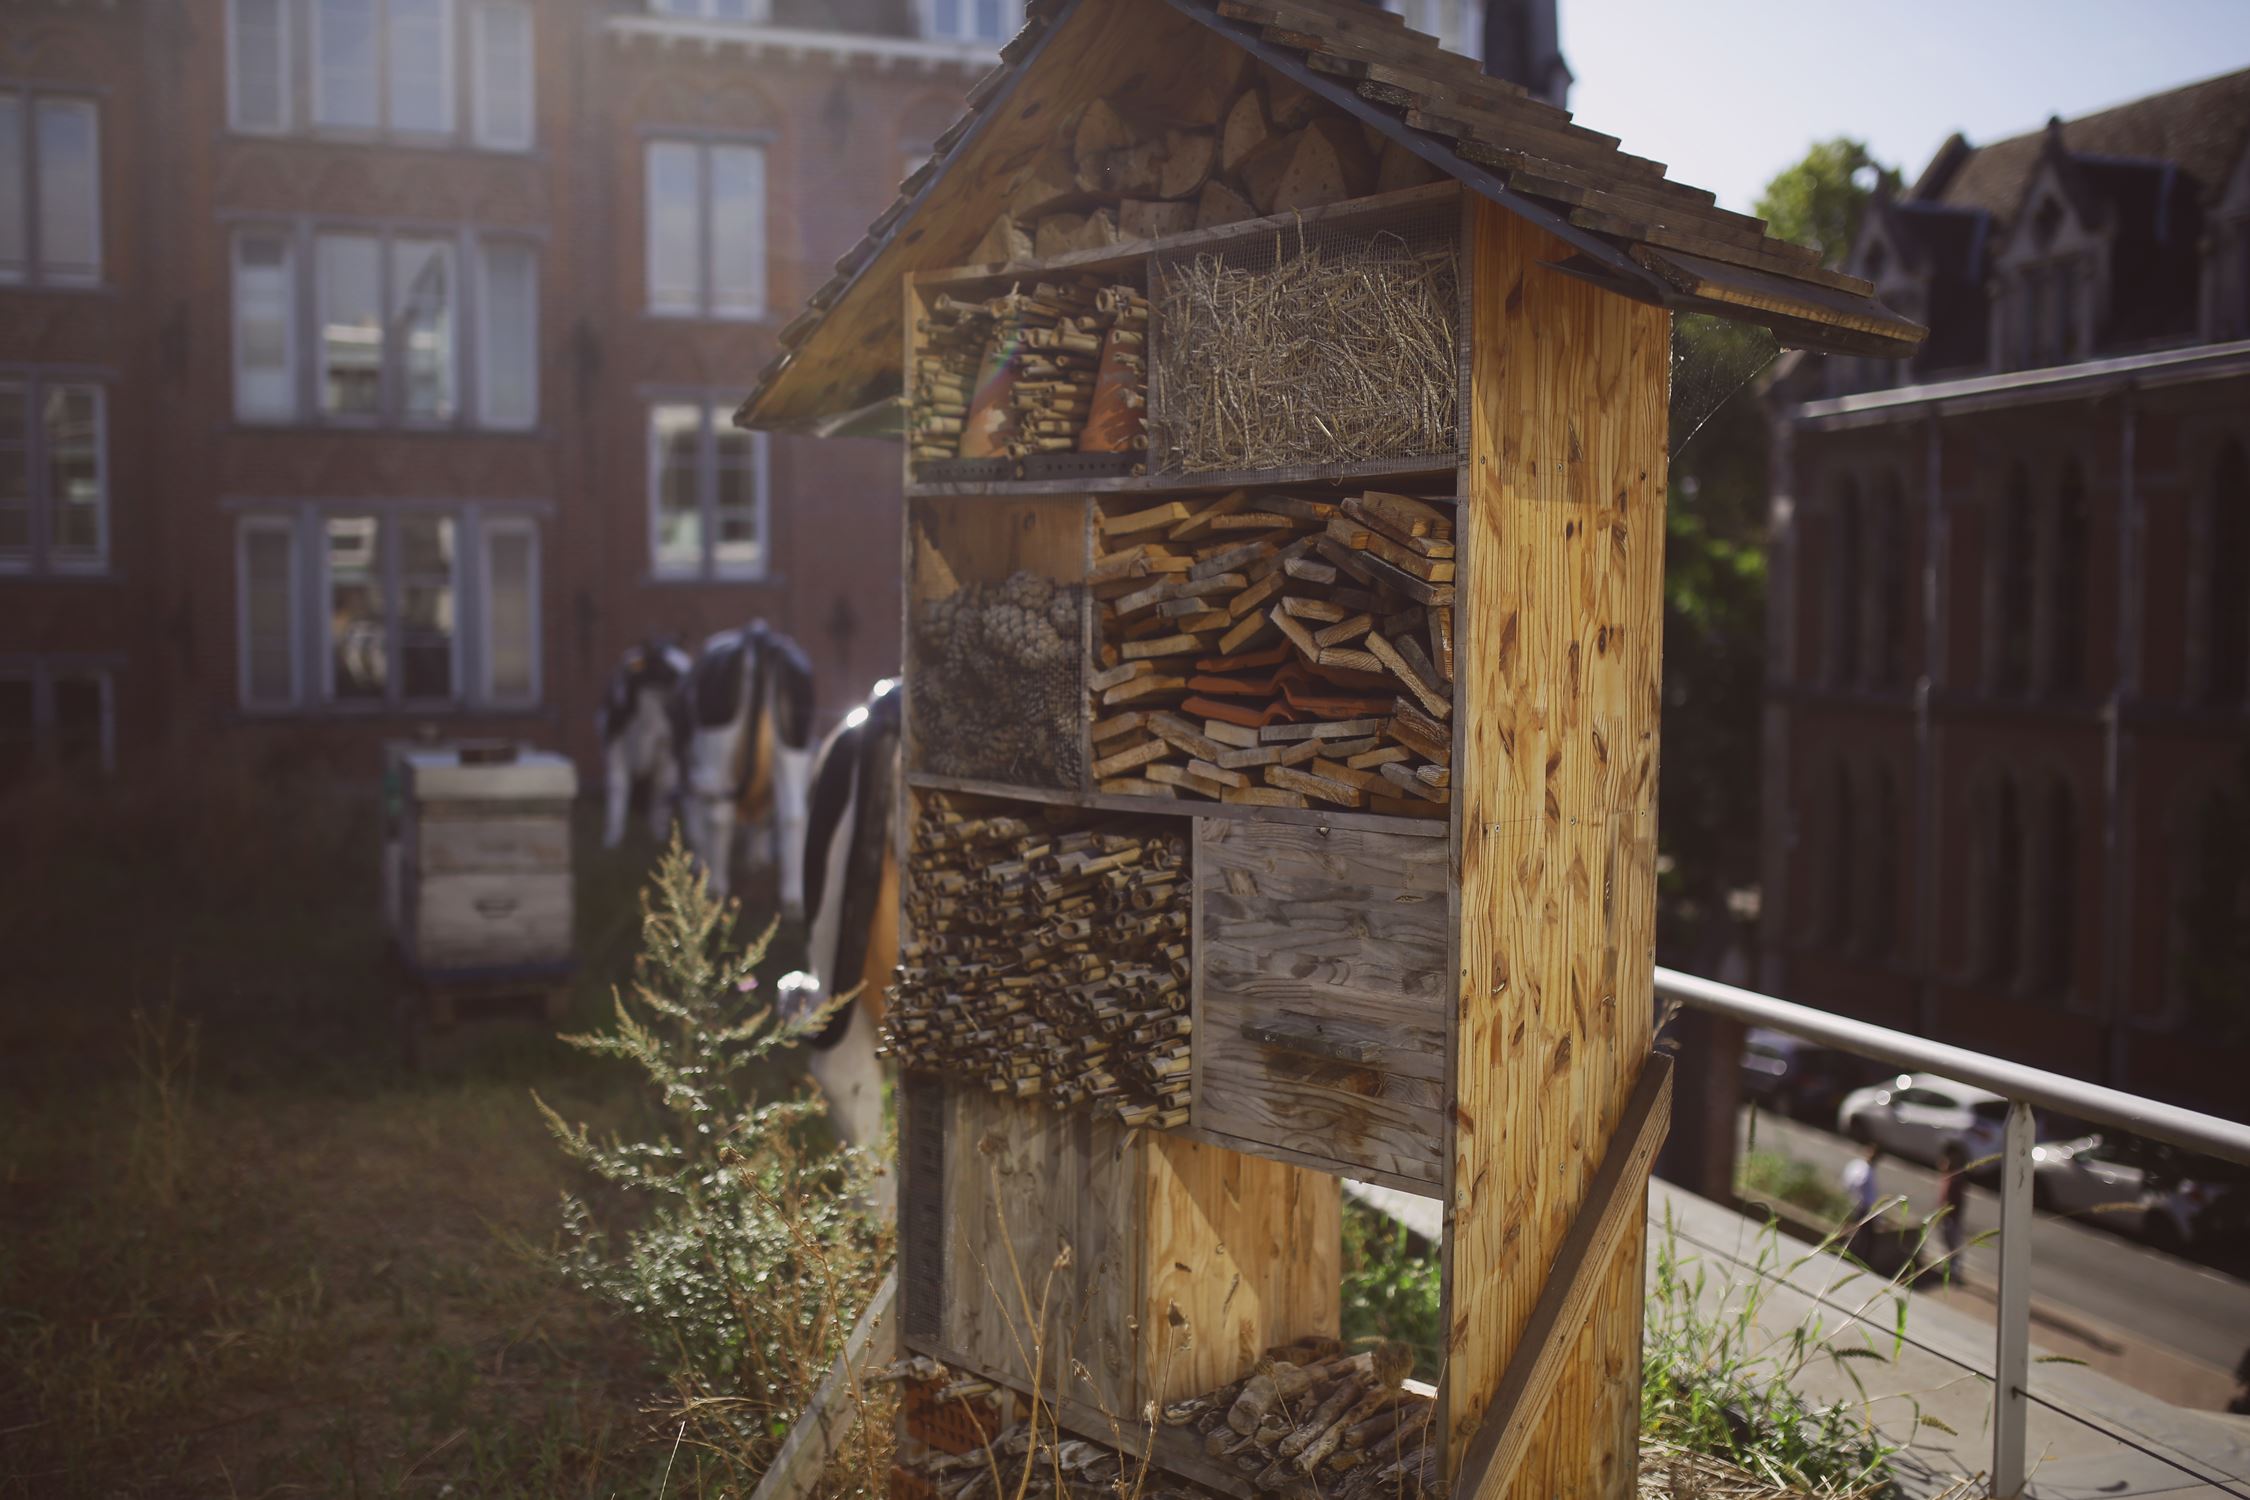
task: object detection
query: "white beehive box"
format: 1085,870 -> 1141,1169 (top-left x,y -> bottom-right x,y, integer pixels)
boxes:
398,746 -> 576,974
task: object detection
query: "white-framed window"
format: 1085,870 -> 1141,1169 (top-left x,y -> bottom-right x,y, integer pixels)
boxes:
919,0 -> 1019,42
1379,0 -> 1482,59
233,223 -> 535,429
236,505 -> 541,711
232,0 -> 531,148
645,139 -> 766,319
471,0 -> 533,150
0,92 -> 101,286
650,0 -> 774,21
648,398 -> 767,581
0,660 -> 114,779
0,375 -> 108,575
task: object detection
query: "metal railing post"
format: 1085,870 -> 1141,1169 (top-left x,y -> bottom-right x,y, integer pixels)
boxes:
1992,1098 -> 2035,1497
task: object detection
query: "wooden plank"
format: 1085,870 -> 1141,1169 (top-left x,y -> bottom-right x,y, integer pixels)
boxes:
1455,1056 -> 1672,1500
1445,197 -> 1667,1497
746,1270 -> 900,1500
1630,244 -> 1919,348
903,769 -> 1451,839
1194,820 -> 1450,1187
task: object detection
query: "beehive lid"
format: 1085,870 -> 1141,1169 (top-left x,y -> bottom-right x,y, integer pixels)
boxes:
403,745 -> 578,803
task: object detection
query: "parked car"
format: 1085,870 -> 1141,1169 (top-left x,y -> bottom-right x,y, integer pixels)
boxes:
1836,1073 -> 2008,1167
2029,1134 -> 2147,1226
1740,1029 -> 1868,1124
2117,1139 -> 2250,1266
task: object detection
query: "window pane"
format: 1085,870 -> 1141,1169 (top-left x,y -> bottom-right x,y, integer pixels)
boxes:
317,233 -> 382,417
398,515 -> 454,701
645,142 -> 700,313
44,385 -> 103,562
712,427 -> 761,575
52,675 -> 105,770
709,145 -> 764,317
326,515 -> 388,700
35,99 -> 100,282
473,1 -> 534,149
0,385 -> 25,563
314,0 -> 380,128
484,523 -> 536,703
234,233 -> 297,420
392,236 -> 456,421
973,0 -> 1001,39
390,0 -> 454,133
0,677 -> 34,785
231,0 -> 289,130
243,523 -> 297,706
933,0 -> 962,38
650,403 -> 702,573
0,99 -> 25,280
478,240 -> 537,428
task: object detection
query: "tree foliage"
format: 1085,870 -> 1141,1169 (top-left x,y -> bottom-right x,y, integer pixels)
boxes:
1754,138 -> 1902,268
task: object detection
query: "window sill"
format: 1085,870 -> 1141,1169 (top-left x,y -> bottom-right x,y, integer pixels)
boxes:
644,570 -> 780,588
228,418 -> 547,438
644,308 -> 772,327
234,701 -> 550,722
0,279 -> 116,297
0,565 -> 115,583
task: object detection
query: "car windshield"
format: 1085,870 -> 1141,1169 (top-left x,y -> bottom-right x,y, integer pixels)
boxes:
1970,1100 -> 2009,1123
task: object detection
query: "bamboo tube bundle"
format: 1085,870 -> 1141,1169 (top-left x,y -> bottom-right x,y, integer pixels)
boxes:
888,794 -> 1193,1127
911,294 -> 997,462
1088,489 -> 1457,817
1154,1338 -> 1437,1500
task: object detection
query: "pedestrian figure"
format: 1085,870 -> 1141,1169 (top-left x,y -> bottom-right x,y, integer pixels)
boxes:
1841,1140 -> 1882,1263
1937,1140 -> 1970,1285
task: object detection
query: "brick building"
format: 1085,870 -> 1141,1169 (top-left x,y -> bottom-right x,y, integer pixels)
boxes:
0,0 -> 1008,781
1764,69 -> 2250,1117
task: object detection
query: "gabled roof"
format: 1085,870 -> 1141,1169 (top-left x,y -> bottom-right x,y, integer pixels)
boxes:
737,0 -> 1925,431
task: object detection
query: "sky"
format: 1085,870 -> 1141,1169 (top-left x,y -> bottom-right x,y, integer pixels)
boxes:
1563,0 -> 2250,214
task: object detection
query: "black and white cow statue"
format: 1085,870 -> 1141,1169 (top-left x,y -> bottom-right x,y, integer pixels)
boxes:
777,677 -> 901,1156
596,637 -> 692,849
671,621 -> 818,913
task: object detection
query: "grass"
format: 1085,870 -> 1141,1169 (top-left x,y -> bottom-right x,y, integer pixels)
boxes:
1738,1149 -> 1854,1224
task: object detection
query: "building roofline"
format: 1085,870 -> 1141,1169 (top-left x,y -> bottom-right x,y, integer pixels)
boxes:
603,14 -> 1002,72
1789,339 -> 2250,429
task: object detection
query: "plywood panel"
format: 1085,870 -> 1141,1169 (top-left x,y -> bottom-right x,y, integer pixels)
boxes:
1446,196 -> 1667,1498
1194,820 -> 1450,1186
1140,1132 -> 1340,1406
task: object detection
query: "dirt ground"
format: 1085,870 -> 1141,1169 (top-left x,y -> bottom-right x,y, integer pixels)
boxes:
0,766 -> 802,1497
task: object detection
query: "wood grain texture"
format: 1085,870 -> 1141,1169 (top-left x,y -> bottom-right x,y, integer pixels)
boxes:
1194,819 -> 1450,1186
1446,197 -> 1667,1499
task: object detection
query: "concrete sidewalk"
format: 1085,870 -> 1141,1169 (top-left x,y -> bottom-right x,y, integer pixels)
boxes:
1341,1180 -> 2250,1497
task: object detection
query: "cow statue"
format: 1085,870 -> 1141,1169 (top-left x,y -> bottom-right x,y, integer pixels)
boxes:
596,637 -> 692,849
671,621 -> 818,913
776,677 -> 901,1157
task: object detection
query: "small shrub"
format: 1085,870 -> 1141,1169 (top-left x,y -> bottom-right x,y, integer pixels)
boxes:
1340,1197 -> 1442,1380
539,838 -> 893,1488
1738,1149 -> 1853,1224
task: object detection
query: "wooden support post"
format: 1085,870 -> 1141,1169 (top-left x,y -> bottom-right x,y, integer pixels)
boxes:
1446,196 -> 1670,1499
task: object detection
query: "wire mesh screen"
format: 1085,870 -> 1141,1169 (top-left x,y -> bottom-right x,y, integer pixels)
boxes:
899,1072 -> 944,1345
1148,207 -> 1463,475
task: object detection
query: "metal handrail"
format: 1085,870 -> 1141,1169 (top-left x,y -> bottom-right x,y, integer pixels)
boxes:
1653,966 -> 2250,1166
1652,964 -> 2250,1500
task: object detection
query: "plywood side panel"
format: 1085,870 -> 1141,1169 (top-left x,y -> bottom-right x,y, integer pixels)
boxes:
1142,1132 -> 1341,1407
1447,197 -> 1667,1498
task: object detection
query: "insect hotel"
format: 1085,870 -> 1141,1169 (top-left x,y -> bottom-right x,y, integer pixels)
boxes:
739,0 -> 1920,1494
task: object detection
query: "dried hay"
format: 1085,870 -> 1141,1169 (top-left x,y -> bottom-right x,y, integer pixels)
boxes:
1151,220 -> 1458,473
1636,1439 -> 1980,1500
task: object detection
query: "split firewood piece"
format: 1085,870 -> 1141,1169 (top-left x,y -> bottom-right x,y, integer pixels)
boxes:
1160,127 -> 1217,199
1116,200 -> 1186,246
1089,709 -> 1150,743
1376,135 -> 1447,194
1196,178 -> 1258,230
1325,516 -> 1455,582
1416,763 -> 1450,789
1316,646 -> 1383,674
1280,595 -> 1349,625
1103,673 -> 1187,705
1429,605 -> 1454,681
1355,490 -> 1453,539
1268,604 -> 1323,663
970,213 -> 1033,267
1270,116 -> 1376,215
1079,140 -> 1167,197
1316,734 -> 1384,758
1263,72 -> 1321,130
1216,738 -> 1322,771
1391,633 -> 1449,704
1310,758 -> 1388,796
1384,701 -> 1451,764
1222,785 -> 1310,809
1343,498 -> 1456,560
1145,712 -> 1227,762
1204,719 -> 1262,749
1104,501 -> 1193,538
1227,1360 -> 1313,1435
1121,633 -> 1207,661
1007,146 -> 1081,218
1347,744 -> 1413,771
1145,763 -> 1228,799
1192,536 -> 1280,581
1261,496 -> 1341,524
1262,717 -> 1382,743
1074,96 -> 1138,163
1366,633 -> 1450,720
1353,546 -> 1456,608
1235,129 -> 1302,217
1169,489 -> 1252,542
1267,765 -> 1365,809
1284,1373 -> 1366,1471
1217,610 -> 1276,655
1284,555 -> 1339,586
1378,761 -> 1448,803
1219,87 -> 1270,174
1227,571 -> 1287,622
1184,758 -> 1250,789
1312,613 -> 1373,648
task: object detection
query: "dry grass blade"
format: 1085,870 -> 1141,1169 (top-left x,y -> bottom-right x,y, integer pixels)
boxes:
1151,219 -> 1459,473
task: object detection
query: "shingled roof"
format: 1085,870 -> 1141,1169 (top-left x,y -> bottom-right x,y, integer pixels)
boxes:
738,0 -> 1926,431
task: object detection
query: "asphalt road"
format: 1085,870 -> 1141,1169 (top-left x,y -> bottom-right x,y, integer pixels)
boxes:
1742,1111 -> 2250,1376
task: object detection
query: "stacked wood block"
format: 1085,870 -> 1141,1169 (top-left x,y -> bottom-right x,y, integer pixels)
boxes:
911,570 -> 1085,789
1088,490 -> 1456,816
912,279 -> 1149,468
888,796 -> 1193,1128
985,76 -> 1443,265
1160,1337 -> 1437,1500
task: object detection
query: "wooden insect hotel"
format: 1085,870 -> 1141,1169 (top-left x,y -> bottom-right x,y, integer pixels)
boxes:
738,0 -> 1921,1494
